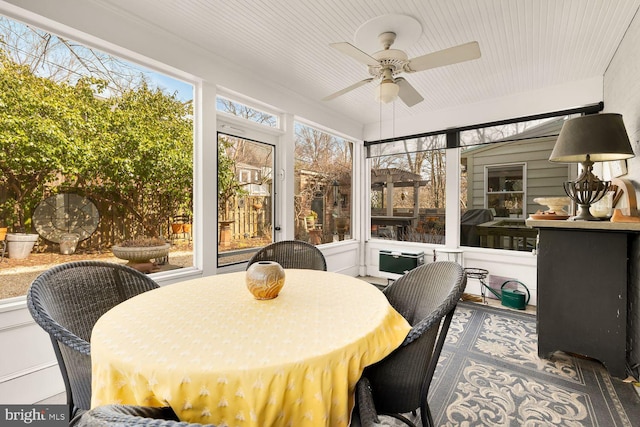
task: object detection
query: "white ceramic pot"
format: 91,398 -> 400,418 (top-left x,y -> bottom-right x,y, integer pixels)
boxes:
6,233 -> 39,259
246,261 -> 285,300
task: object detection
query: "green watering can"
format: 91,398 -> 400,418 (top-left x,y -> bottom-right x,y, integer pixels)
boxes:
485,280 -> 530,310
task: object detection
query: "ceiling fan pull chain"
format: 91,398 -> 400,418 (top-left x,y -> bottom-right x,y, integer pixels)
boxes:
379,98 -> 382,140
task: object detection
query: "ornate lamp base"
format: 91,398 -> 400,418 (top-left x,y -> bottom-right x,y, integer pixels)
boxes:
571,203 -> 602,221
564,179 -> 609,221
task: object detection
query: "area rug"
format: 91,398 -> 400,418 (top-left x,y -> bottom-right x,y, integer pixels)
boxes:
379,301 -> 640,426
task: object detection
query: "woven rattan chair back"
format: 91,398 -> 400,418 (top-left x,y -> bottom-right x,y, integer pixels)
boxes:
246,240 -> 327,271
27,261 -> 159,420
363,261 -> 466,427
77,404 -> 216,427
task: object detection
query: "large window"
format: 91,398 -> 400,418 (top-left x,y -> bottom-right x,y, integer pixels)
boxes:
217,133 -> 274,267
459,117 -> 568,251
294,123 -> 353,244
369,135 -> 447,243
369,114 -> 578,252
0,15 -> 194,301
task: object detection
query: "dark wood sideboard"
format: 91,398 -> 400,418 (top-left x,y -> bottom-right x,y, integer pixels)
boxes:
526,219 -> 640,379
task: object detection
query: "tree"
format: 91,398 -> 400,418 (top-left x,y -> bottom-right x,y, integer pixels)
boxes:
217,97 -> 277,127
217,135 -> 248,221
83,83 -> 193,237
0,47 -> 193,241
0,17 -> 145,94
294,124 -> 353,240
0,17 -> 194,245
0,51 -> 107,229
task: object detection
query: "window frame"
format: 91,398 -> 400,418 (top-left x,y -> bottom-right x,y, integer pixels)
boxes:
484,163 -> 527,218
216,131 -> 277,268
292,120 -> 356,245
368,141 -> 448,244
0,10 -> 202,307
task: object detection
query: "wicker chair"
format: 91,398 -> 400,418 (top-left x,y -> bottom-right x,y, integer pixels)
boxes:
77,405 -> 216,426
246,240 -> 327,271
350,376 -> 386,427
26,261 -> 160,423
362,261 -> 467,427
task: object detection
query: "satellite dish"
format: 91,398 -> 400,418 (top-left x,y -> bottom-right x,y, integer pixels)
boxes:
33,193 -> 100,243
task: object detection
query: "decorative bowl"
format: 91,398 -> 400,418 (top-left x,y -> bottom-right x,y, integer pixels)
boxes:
111,243 -> 171,264
533,197 -> 571,215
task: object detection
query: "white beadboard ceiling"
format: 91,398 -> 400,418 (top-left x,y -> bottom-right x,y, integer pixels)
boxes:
36,0 -> 640,126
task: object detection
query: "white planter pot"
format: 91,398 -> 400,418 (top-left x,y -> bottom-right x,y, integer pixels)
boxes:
6,233 -> 39,259
60,233 -> 80,255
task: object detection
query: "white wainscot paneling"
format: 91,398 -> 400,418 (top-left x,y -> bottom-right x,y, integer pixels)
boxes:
463,248 -> 538,306
0,302 -> 64,404
321,240 -> 360,276
366,240 -> 538,306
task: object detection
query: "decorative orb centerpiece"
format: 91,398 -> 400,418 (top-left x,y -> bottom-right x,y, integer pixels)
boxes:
246,261 -> 285,300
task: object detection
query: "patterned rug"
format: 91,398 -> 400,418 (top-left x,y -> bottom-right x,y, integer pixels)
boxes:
378,301 -> 640,427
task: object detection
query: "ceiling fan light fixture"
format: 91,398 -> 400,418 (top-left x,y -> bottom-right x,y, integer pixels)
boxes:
325,14 -> 480,106
376,79 -> 399,103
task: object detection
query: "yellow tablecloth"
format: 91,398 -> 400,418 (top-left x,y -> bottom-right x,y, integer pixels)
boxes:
91,269 -> 410,427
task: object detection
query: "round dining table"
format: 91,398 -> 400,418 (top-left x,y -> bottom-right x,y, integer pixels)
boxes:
91,269 -> 411,427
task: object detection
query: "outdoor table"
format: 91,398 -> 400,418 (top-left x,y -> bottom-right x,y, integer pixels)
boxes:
91,269 -> 410,426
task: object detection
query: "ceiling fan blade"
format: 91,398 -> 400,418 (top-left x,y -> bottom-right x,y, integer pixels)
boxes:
406,41 -> 481,72
330,42 -> 379,67
322,78 -> 374,101
395,78 -> 424,107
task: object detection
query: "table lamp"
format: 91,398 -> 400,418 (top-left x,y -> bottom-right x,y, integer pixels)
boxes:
549,113 -> 634,221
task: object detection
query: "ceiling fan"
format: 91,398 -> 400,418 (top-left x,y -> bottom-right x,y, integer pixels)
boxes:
323,31 -> 481,107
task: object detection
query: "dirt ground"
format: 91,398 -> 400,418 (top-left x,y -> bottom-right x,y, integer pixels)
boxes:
0,242 -> 193,300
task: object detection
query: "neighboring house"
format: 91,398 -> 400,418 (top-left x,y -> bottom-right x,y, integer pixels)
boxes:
237,162 -> 271,196
461,118 -> 569,218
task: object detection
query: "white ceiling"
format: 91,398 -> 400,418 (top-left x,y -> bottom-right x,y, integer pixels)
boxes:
8,0 -> 640,128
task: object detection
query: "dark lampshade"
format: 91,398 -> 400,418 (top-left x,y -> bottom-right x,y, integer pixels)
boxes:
549,113 -> 634,163
549,113 -> 635,221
